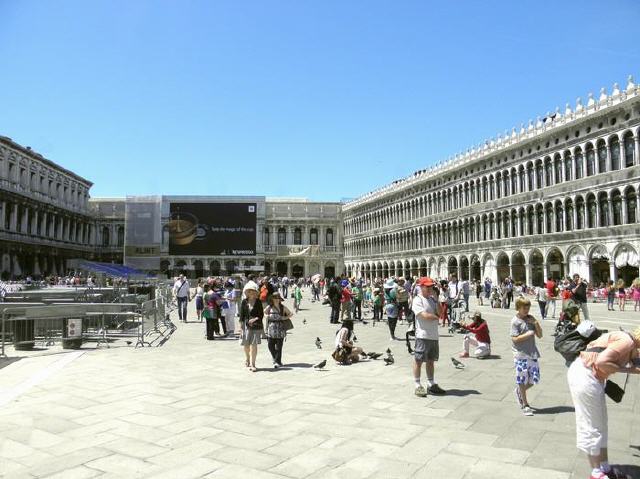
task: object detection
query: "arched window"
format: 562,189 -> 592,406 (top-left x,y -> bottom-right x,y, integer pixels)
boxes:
598,193 -> 609,227
624,133 -> 635,167
117,226 -> 124,247
545,160 -> 553,186
511,172 -> 517,194
587,196 -> 596,228
536,205 -> 544,234
555,204 -> 563,232
309,228 -> 318,245
566,201 -> 574,231
586,146 -> 596,176
575,151 -> 583,179
293,228 -> 302,245
519,169 -> 526,193
597,141 -> 607,173
536,164 -> 543,189
277,227 -> 286,245
527,166 -> 534,191
102,226 -> 110,247
545,204 -> 553,233
263,227 -> 270,245
610,137 -> 620,170
576,197 -> 585,230
326,228 -> 334,247
612,191 -> 622,226
564,155 -> 572,181
626,189 -> 637,223
555,158 -> 563,183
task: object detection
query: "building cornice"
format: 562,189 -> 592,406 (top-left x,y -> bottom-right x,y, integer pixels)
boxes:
344,76 -> 639,212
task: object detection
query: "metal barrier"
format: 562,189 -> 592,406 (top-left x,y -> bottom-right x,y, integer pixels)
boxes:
0,283 -> 177,357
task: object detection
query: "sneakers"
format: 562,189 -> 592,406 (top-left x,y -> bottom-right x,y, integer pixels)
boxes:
522,406 -> 534,416
514,387 -> 524,408
428,384 -> 446,395
414,385 -> 428,397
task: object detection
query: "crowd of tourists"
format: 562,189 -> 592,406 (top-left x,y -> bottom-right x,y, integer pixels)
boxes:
171,269 -> 640,479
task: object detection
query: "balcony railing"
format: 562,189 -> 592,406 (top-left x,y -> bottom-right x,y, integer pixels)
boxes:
264,244 -> 339,255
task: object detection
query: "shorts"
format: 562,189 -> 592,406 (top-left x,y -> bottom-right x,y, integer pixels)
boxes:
414,338 -> 439,362
514,358 -> 540,385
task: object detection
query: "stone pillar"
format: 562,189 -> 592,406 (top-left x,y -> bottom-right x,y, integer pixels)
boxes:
525,263 -> 532,287
609,261 -> 617,282
543,262 -> 549,281
606,144 -> 613,171
0,201 -> 5,231
634,135 -> 640,167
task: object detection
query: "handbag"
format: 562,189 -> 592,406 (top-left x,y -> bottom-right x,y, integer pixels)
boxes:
604,376 -> 628,403
282,318 -> 294,331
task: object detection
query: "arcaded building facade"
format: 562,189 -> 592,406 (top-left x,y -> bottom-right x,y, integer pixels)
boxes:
343,77 -> 640,287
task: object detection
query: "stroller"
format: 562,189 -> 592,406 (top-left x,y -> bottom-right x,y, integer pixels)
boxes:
448,299 -> 468,334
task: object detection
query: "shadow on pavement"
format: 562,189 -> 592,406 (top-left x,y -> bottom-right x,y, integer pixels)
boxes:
612,465 -> 639,477
531,406 -> 574,415
443,389 -> 481,397
0,357 -> 21,370
283,362 -> 313,368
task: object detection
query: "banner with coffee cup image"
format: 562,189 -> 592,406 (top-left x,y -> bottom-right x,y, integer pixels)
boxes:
168,202 -> 257,255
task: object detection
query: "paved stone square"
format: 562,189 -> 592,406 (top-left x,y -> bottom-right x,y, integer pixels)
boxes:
1,294 -> 638,478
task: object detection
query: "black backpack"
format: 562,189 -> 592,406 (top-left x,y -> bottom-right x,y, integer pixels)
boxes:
554,327 -> 604,366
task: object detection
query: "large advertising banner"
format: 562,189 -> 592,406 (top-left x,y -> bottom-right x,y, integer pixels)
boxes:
168,202 -> 257,255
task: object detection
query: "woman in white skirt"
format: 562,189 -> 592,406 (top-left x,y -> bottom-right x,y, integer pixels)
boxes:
567,327 -> 640,479
239,281 -> 264,372
223,281 -> 237,336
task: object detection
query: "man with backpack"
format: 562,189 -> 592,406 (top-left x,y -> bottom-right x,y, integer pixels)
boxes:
327,279 -> 341,324
569,274 -> 590,321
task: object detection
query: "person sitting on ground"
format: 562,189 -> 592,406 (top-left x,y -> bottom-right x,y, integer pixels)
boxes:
459,311 -> 491,359
332,318 -> 364,365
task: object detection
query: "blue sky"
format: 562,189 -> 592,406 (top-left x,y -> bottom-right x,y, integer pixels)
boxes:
1,1 -> 639,201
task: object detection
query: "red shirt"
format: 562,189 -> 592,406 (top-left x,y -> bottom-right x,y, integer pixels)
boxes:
545,280 -> 556,298
463,321 -> 491,344
340,288 -> 353,303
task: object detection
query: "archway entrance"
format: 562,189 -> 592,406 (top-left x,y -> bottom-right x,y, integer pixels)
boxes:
193,260 -> 204,279
292,264 -> 304,278
511,252 -> 526,284
459,256 -> 469,280
470,256 -> 481,281
615,245 -> 639,286
496,253 -> 510,282
324,264 -> 335,278
546,249 -> 565,281
448,257 -> 458,277
276,261 -> 288,276
530,250 -> 544,286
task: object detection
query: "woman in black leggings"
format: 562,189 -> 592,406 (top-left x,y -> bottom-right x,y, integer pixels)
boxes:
264,292 -> 293,368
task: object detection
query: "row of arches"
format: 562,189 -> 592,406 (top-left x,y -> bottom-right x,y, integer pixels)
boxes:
345,243 -> 639,287
345,128 -> 640,235
345,187 -> 638,256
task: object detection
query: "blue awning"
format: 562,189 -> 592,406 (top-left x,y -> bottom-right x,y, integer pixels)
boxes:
75,261 -> 152,278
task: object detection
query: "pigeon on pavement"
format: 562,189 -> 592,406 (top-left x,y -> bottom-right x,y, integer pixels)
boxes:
315,337 -> 322,349
303,318 -> 307,325
383,356 -> 395,366
313,359 -> 327,369
451,357 -> 466,369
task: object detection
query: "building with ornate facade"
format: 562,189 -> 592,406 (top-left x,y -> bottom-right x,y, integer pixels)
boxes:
0,136 -> 99,278
343,76 -> 640,287
0,137 -> 344,279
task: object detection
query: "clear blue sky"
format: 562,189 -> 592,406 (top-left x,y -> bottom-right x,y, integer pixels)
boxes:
1,1 -> 639,201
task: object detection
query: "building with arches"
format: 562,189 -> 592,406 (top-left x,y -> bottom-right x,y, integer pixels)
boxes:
343,77 -> 640,287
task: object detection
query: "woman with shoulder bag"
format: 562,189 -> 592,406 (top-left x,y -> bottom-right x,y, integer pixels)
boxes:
567,327 -> 640,479
239,281 -> 264,372
264,292 -> 293,368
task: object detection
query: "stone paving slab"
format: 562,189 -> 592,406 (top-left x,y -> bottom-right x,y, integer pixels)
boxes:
0,292 -> 638,478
